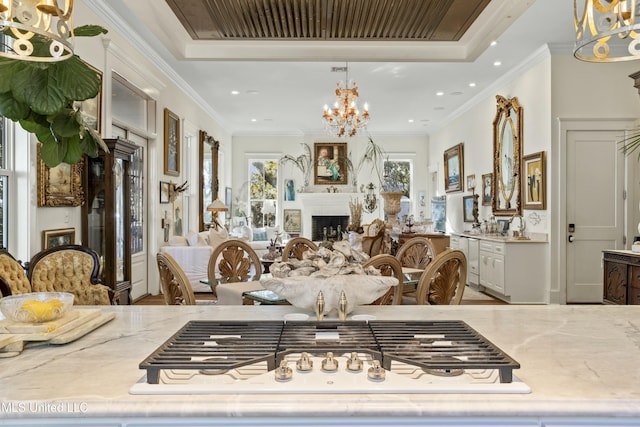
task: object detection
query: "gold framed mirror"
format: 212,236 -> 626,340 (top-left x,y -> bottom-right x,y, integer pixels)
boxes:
199,130 -> 220,231
492,95 -> 523,216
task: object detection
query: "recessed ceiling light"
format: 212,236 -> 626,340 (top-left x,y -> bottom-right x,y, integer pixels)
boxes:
408,119 -> 414,123
490,41 -> 497,47
469,82 -> 476,87
231,90 -> 240,95
250,118 -> 257,122
436,91 -> 444,96
494,61 -> 502,67
246,90 -> 260,95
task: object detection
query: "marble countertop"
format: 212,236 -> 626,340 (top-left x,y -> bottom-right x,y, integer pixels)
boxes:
1,304 -> 640,424
455,232 -> 548,243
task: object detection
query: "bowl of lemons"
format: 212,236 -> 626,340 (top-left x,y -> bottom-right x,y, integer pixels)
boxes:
0,292 -> 74,323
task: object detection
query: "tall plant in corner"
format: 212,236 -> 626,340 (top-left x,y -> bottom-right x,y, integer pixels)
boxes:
0,25 -> 108,167
279,142 -> 312,191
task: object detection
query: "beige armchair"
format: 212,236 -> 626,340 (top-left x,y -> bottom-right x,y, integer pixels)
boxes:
0,249 -> 31,297
28,245 -> 112,305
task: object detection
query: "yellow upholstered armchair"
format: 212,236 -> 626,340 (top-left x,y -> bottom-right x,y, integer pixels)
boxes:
28,245 -> 113,305
0,249 -> 31,297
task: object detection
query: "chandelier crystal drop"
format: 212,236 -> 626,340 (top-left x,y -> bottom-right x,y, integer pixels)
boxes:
574,0 -> 640,62
0,0 -> 75,62
322,65 -> 370,138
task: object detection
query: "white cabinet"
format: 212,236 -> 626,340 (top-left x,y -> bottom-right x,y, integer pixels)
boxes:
450,235 -> 479,287
480,241 -> 505,294
453,233 -> 547,303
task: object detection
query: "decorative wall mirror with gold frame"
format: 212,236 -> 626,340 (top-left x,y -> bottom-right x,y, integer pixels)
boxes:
199,130 -> 219,231
492,95 -> 523,216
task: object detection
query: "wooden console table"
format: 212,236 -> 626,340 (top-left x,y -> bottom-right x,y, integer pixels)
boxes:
602,250 -> 640,305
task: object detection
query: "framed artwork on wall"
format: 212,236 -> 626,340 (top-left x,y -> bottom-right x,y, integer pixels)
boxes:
314,142 -> 348,185
163,108 -> 180,176
482,173 -> 493,206
42,228 -> 75,249
283,209 -> 302,233
159,181 -> 170,204
522,151 -> 546,210
444,143 -> 464,193
463,195 -> 475,223
467,174 -> 476,191
37,144 -> 85,207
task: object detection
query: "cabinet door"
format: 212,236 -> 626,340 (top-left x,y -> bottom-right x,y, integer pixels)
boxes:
468,238 -> 479,276
492,253 -> 505,294
603,260 -> 627,304
480,251 -> 494,290
628,265 -> 640,305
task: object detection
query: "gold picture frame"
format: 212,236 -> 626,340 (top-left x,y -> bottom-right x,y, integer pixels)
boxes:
522,151 -> 546,210
42,228 -> 75,249
314,142 -> 348,185
37,144 -> 85,207
284,209 -> 302,233
444,143 -> 464,193
164,108 -> 180,176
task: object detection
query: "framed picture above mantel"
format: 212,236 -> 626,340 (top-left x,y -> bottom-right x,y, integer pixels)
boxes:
314,142 -> 348,185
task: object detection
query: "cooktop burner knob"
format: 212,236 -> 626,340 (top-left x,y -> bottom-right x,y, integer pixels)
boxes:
321,352 -> 339,372
296,352 -> 313,371
367,360 -> 386,381
346,352 -> 363,372
274,360 -> 293,381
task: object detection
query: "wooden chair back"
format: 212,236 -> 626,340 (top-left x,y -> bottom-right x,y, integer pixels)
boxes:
28,245 -> 112,305
415,249 -> 467,305
363,254 -> 403,305
156,252 -> 196,305
395,236 -> 437,270
208,240 -> 262,294
281,237 -> 318,261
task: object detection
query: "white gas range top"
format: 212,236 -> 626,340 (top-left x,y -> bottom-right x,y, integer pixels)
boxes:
130,320 -> 530,395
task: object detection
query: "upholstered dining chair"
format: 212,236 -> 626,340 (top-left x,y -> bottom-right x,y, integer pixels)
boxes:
207,239 -> 262,297
0,249 -> 31,297
415,249 -> 467,305
28,245 -> 113,305
361,219 -> 386,257
156,252 -> 196,305
362,254 -> 404,305
281,237 -> 318,261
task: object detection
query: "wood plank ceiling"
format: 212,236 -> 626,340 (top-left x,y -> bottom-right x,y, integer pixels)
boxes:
165,0 -> 491,42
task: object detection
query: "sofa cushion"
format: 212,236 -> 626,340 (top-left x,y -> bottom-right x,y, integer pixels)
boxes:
209,227 -> 229,248
253,228 -> 267,242
168,235 -> 188,246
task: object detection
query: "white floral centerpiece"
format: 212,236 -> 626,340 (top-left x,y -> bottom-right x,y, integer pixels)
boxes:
261,241 -> 398,314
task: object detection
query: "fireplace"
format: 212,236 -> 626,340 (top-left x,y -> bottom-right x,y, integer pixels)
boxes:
311,215 -> 349,241
297,193 -> 358,240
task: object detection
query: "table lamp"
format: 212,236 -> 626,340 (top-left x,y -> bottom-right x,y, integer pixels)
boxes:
207,198 -> 228,230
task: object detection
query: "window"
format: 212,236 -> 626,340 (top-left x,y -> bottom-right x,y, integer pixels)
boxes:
248,159 -> 278,228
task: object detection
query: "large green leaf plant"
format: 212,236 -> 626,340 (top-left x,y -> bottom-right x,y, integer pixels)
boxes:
0,25 -> 108,167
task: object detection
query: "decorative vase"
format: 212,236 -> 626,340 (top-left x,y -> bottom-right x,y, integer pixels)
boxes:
380,191 -> 404,228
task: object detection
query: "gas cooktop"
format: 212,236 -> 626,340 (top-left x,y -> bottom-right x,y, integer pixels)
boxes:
130,320 -> 530,395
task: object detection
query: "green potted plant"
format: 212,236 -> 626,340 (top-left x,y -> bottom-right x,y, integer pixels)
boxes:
279,142 -> 312,192
0,25 -> 108,167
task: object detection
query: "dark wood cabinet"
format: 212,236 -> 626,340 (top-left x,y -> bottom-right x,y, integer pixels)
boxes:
603,250 -> 640,305
82,138 -> 139,305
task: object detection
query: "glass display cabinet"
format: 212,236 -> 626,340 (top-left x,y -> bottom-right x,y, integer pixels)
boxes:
82,138 -> 139,305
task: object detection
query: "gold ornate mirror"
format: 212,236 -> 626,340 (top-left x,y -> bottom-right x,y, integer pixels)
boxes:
492,95 -> 522,216
199,130 -> 219,231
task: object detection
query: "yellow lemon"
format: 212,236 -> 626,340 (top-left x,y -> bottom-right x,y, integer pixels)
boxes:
20,299 -> 63,322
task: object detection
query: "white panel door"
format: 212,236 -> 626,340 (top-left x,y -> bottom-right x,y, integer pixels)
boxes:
566,130 -> 625,303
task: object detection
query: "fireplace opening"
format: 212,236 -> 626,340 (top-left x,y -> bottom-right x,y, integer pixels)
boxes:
311,215 -> 349,242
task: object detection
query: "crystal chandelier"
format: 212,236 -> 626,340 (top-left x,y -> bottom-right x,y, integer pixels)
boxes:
0,0 -> 75,62
574,0 -> 640,62
322,64 -> 370,138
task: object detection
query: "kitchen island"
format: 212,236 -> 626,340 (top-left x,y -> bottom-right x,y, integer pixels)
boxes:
1,304 -> 640,426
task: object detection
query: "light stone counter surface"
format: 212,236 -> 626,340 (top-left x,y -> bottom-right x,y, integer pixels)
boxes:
1,305 -> 640,426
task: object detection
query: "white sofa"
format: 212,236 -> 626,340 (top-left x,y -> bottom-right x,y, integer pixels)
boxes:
159,228 -> 228,293
229,225 -> 284,257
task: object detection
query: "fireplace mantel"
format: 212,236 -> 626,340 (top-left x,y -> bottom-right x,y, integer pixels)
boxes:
297,193 -> 359,238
